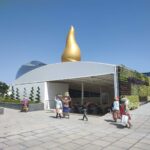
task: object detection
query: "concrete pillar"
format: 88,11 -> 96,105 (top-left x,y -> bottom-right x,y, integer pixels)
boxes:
100,87 -> 102,105
44,82 -> 50,110
81,82 -> 84,105
114,66 -> 119,98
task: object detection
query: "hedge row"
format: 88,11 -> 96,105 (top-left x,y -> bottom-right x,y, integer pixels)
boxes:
125,95 -> 139,110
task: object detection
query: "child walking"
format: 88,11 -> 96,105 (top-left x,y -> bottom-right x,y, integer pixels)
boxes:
82,102 -> 88,121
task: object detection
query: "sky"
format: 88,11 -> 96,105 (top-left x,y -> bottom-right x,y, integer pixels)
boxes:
0,0 -> 150,84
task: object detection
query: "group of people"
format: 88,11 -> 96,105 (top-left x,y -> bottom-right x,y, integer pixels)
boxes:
54,92 -> 88,121
112,96 -> 132,128
54,92 -> 71,119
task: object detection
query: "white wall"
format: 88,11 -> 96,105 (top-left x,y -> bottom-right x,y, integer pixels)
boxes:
47,82 -> 69,109
11,82 -> 69,110
11,82 -> 45,102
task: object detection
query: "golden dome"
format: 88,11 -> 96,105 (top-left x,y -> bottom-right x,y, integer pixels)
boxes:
61,26 -> 81,62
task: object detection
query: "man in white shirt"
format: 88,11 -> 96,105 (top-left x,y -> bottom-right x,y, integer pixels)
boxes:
112,97 -> 120,122
55,95 -> 63,118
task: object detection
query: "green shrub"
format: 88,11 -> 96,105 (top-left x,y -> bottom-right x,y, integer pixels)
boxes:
148,87 -> 150,96
125,95 -> 139,110
35,86 -> 40,103
139,85 -> 148,97
0,97 -> 20,104
131,84 -> 139,95
29,87 -> 34,101
0,96 -> 37,104
147,96 -> 150,102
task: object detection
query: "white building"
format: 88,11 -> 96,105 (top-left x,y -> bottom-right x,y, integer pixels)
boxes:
12,61 -> 118,111
12,26 -> 119,112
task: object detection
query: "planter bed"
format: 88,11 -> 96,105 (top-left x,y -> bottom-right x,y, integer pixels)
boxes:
0,102 -> 44,111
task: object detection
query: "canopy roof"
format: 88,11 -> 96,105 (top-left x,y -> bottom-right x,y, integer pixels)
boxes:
14,61 -> 116,85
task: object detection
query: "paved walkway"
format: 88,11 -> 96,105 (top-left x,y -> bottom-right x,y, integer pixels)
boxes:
0,103 -> 150,150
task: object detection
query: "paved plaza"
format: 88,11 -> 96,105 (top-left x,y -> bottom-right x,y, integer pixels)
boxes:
0,103 -> 150,150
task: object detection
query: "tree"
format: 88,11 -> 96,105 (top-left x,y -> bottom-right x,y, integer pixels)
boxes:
0,81 -> 9,97
23,88 -> 27,98
16,88 -> 20,100
35,86 -> 40,103
10,86 -> 15,99
29,87 -> 34,101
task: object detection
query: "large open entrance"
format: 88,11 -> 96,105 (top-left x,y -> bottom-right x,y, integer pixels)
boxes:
56,74 -> 115,115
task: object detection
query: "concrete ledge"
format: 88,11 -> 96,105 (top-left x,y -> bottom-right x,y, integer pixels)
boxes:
29,103 -> 44,111
0,102 -> 44,111
0,107 -> 4,114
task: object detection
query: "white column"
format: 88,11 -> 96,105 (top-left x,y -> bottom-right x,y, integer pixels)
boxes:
44,82 -> 50,110
114,66 -> 119,98
81,82 -> 84,105
100,87 -> 102,105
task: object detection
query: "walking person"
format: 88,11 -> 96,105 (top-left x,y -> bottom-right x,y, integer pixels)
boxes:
54,95 -> 63,118
120,96 -> 132,128
112,97 -> 120,122
82,102 -> 88,121
62,92 -> 71,118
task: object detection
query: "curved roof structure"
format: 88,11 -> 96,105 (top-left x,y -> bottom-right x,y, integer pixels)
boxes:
14,61 -> 116,85
16,60 -> 46,79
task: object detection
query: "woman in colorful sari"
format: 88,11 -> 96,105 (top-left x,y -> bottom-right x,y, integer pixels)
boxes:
62,92 -> 71,118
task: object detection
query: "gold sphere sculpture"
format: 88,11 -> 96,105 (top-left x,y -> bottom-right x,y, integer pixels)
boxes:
61,26 -> 81,62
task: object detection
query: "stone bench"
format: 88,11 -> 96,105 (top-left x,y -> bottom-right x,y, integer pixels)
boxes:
0,107 -> 4,114
0,102 -> 44,111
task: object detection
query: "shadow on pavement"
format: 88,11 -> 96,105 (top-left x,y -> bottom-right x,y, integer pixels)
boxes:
104,119 -> 115,123
49,116 -> 57,119
105,119 -> 125,129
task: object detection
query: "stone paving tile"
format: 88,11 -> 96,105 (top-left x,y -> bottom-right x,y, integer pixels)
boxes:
126,134 -> 145,140
50,133 -> 67,139
119,137 -> 139,144
107,132 -> 126,138
91,139 -> 111,147
3,144 -> 26,150
0,142 -> 9,149
79,143 -> 103,150
132,142 -> 150,150
21,135 -> 37,141
58,142 -> 81,150
52,146 -> 67,150
40,141 -> 60,149
79,134 -> 100,141
103,145 -> 126,150
111,141 -> 134,149
139,138 -> 150,145
73,138 -> 91,145
65,134 -> 84,140
53,137 -> 73,144
20,131 -> 36,137
115,129 -> 133,135
145,134 -> 150,139
129,147 -> 142,150
20,139 -> 43,147
38,136 -> 56,143
27,146 -> 47,150
136,128 -> 150,133
34,132 -> 50,138
91,132 -> 108,138
0,138 -> 7,143
1,103 -> 150,150
101,136 -> 120,142
5,134 -> 23,140
32,129 -> 45,134
3,139 -> 24,146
